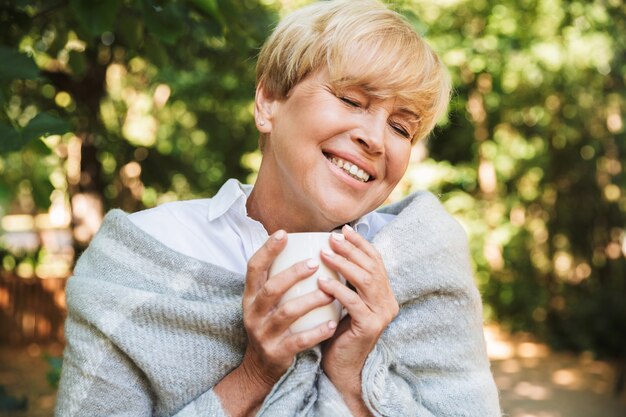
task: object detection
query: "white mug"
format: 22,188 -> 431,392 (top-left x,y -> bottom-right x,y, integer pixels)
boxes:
269,232 -> 345,333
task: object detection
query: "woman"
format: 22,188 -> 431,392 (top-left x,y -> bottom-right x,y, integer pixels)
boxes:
56,1 -> 501,416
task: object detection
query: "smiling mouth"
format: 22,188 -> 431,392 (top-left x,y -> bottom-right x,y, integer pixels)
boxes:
323,152 -> 372,183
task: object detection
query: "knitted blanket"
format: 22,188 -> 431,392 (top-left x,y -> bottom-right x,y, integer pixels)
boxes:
55,191 -> 500,416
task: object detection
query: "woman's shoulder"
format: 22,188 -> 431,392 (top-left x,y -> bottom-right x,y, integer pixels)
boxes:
377,191 -> 468,244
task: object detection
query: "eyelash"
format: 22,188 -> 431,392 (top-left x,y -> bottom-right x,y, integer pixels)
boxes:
339,96 -> 361,107
338,95 -> 411,139
391,123 -> 411,139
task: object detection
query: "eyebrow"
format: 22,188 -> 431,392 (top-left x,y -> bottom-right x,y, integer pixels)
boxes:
396,107 -> 421,123
328,80 -> 421,122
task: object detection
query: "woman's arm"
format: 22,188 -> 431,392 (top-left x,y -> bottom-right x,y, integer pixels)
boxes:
318,215 -> 501,417
56,229 -> 337,417
214,230 -> 338,416
317,226 -> 398,417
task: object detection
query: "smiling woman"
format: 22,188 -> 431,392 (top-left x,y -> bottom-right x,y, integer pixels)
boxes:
55,1 -> 501,416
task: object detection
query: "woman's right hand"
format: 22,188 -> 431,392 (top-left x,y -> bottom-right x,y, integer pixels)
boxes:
240,229 -> 338,389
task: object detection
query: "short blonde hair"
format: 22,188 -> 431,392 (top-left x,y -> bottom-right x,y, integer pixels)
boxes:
256,0 -> 451,143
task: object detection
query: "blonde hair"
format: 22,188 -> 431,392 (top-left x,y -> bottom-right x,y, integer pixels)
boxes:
256,0 -> 451,143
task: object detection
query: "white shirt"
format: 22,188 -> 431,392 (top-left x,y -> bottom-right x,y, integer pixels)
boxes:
128,179 -> 395,275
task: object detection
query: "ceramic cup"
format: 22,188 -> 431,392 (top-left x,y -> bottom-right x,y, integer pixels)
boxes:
268,232 -> 345,333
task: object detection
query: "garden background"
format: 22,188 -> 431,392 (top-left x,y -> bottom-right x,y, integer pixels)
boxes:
1,0 -> 625,415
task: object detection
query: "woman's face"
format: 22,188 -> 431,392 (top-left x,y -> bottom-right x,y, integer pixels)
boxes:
257,70 -> 416,230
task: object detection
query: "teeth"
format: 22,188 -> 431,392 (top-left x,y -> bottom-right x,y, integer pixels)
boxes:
329,156 -> 371,182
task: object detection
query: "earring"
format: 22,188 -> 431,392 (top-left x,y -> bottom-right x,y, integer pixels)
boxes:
259,120 -> 266,126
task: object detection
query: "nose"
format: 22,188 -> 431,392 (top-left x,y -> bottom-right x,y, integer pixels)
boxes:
355,112 -> 386,155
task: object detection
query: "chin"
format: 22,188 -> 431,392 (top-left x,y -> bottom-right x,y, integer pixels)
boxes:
317,195 -> 373,226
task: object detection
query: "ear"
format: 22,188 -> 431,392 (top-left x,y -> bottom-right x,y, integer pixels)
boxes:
254,82 -> 276,133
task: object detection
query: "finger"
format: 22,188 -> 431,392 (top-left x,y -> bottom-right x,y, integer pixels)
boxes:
341,224 -> 381,260
320,245 -> 373,292
328,232 -> 379,274
244,230 -> 287,301
320,248 -> 392,310
317,276 -> 368,314
282,319 -> 338,354
264,290 -> 334,336
253,258 -> 320,314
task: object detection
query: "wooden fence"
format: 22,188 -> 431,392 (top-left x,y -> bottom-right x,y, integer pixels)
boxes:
0,272 -> 67,346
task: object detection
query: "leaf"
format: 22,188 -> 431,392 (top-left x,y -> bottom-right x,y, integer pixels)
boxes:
0,47 -> 40,81
21,113 -> 71,143
0,122 -> 26,153
141,0 -> 185,45
144,35 -> 170,67
69,0 -> 122,36
68,50 -> 87,78
1,114 -> 71,154
118,12 -> 145,50
187,0 -> 224,26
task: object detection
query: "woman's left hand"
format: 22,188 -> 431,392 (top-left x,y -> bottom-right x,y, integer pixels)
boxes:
318,224 -> 399,400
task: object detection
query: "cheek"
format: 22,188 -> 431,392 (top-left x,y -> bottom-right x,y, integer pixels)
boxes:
386,145 -> 412,182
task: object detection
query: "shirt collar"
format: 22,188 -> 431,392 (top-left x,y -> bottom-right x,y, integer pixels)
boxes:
351,216 -> 371,238
207,179 -> 253,221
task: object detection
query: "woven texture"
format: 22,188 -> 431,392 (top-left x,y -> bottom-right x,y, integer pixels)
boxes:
55,191 -> 500,416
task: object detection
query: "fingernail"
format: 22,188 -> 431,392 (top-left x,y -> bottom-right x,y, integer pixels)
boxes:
306,258 -> 319,269
322,248 -> 335,257
318,276 -> 329,282
331,232 -> 345,241
328,321 -> 337,330
343,224 -> 354,233
274,230 -> 285,240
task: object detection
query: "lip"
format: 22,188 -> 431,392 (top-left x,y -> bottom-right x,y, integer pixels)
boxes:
324,156 -> 371,190
322,150 -> 377,180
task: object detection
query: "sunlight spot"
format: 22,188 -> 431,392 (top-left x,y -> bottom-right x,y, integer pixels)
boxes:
552,369 -> 580,387
479,159 -> 497,194
607,110 -> 623,133
603,184 -> 621,202
553,251 -> 573,278
153,84 -> 171,109
518,342 -> 549,359
605,242 -> 622,259
510,206 -> 526,226
570,262 -> 591,283
514,381 -> 551,400
55,91 -> 72,108
484,326 -> 515,360
484,241 -> 504,270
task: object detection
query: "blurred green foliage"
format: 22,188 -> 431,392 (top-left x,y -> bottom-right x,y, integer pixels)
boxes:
0,0 -> 625,362
0,0 -> 275,214
397,0 -> 626,360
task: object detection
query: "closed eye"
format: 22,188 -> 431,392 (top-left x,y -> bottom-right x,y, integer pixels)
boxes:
339,96 -> 361,108
390,123 -> 411,139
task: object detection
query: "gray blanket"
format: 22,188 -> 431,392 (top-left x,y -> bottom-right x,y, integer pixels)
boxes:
55,191 -> 500,416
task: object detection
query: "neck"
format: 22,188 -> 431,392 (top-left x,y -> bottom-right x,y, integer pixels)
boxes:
246,166 -> 336,235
